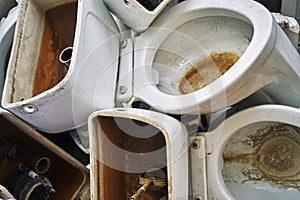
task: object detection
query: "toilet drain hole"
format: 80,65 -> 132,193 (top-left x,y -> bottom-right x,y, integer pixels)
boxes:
256,136 -> 300,178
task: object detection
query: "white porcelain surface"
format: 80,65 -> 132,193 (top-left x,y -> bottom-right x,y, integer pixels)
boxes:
133,0 -> 300,115
88,108 -> 189,199
103,0 -> 172,31
205,105 -> 300,199
2,0 -> 119,133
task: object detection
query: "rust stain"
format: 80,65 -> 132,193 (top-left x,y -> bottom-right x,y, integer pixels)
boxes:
32,2 -> 77,96
223,154 -> 256,163
178,51 -> 239,94
98,117 -> 168,200
223,123 -> 300,190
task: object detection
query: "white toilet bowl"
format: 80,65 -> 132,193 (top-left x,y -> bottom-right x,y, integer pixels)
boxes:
3,0 -> 299,134
88,108 -> 188,200
203,105 -> 300,199
132,0 -> 300,115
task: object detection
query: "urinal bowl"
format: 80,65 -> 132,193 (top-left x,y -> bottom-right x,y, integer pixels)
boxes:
133,0 -> 300,115
88,108 -> 188,200
204,105 -> 300,199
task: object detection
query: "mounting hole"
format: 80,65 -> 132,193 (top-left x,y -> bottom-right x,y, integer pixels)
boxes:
22,104 -> 37,114
195,195 -> 203,200
192,139 -> 200,149
120,40 -> 128,49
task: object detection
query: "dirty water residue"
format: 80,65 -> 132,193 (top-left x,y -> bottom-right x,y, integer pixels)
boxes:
223,123 -> 300,190
178,51 -> 239,94
257,136 -> 300,178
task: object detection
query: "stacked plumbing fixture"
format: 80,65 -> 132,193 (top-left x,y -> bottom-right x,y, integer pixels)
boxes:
0,0 -> 300,199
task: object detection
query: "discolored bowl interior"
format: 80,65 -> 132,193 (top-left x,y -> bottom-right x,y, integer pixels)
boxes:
222,122 -> 300,199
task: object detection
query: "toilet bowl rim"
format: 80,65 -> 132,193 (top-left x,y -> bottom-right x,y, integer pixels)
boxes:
133,0 -> 276,114
135,0 -> 275,67
205,105 -> 300,198
207,104 -> 300,153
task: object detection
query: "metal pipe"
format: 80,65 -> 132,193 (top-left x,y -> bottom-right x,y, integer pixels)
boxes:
59,47 -> 73,68
129,180 -> 152,200
19,164 -> 56,193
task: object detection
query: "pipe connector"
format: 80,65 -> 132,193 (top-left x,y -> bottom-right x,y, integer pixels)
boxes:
59,47 -> 73,68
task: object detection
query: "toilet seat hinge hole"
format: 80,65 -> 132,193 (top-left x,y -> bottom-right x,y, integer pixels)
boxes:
22,104 -> 38,114
192,138 -> 201,149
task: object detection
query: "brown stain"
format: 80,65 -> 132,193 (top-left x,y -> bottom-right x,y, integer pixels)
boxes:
97,117 -> 168,200
257,136 -> 300,178
223,123 -> 300,190
178,51 -> 239,94
223,154 -> 256,163
32,2 -> 77,96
